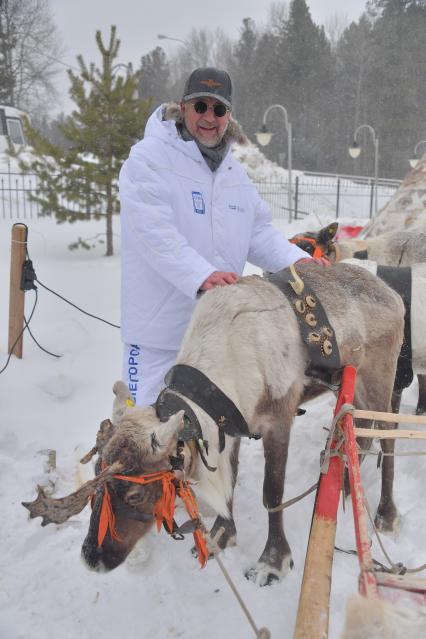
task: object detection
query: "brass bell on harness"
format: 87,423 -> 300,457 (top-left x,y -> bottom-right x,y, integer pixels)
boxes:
322,339 -> 333,356
305,313 -> 317,327
308,332 -> 321,343
295,299 -> 306,314
305,295 -> 316,309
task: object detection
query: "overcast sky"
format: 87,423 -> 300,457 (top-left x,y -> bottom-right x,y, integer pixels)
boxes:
49,0 -> 368,114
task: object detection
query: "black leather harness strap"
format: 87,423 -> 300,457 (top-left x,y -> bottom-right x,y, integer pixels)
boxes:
266,266 -> 342,388
376,265 -> 413,391
163,364 -> 256,452
353,249 -> 368,260
155,388 -> 217,470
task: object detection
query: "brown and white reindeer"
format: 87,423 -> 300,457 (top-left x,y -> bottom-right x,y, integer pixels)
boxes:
292,224 -> 426,415
23,263 -> 404,586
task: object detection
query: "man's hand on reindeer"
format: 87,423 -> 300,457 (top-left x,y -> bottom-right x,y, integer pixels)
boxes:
200,271 -> 239,291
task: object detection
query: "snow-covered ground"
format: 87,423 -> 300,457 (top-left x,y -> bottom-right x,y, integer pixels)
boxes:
1,210 -> 426,639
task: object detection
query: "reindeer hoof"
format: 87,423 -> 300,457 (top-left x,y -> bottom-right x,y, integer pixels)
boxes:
245,556 -> 293,586
374,509 -> 401,534
415,405 -> 426,416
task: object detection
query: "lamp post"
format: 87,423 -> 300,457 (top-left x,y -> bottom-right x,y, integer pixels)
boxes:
157,34 -> 197,64
157,34 -> 188,47
409,140 -> 426,169
349,124 -> 379,215
255,104 -> 293,222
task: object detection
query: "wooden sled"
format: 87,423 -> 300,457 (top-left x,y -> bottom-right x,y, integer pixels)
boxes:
293,365 -> 426,639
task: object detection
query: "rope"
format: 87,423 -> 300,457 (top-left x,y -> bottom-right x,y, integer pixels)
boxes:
23,313 -> 61,358
264,406 -> 353,514
0,289 -> 38,375
266,482 -> 317,513
363,496 -> 426,575
358,446 -> 426,458
35,278 -> 120,329
207,526 -> 271,639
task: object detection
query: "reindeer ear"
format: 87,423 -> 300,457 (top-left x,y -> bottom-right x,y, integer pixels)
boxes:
112,381 -> 134,425
153,410 -> 185,451
318,222 -> 338,245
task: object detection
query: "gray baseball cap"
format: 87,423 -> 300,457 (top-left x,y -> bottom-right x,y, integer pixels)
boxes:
182,67 -> 232,108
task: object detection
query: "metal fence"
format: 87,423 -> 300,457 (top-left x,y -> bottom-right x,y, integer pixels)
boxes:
256,173 -> 401,221
0,170 -> 401,222
1,171 -> 40,220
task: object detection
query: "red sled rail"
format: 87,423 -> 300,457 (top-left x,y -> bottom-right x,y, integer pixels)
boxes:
293,365 -> 426,639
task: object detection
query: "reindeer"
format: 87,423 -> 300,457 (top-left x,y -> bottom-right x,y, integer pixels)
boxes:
23,263 -> 404,586
291,224 -> 426,266
292,224 -> 426,415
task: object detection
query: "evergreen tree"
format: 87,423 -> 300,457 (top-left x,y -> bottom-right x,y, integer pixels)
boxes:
138,46 -> 171,111
279,0 -> 334,170
365,0 -> 426,176
21,26 -> 150,256
230,18 -> 260,135
334,16 -> 373,175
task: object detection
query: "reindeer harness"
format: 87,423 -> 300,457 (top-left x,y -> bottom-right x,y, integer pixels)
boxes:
97,468 -> 209,567
266,265 -> 341,387
154,266 -> 341,468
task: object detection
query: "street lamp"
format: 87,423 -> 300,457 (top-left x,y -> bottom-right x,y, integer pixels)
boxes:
255,104 -> 293,222
157,34 -> 188,47
409,140 -> 426,169
157,34 -> 197,64
349,124 -> 379,215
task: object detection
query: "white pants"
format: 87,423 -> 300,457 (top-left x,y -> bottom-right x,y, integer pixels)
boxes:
122,344 -> 178,407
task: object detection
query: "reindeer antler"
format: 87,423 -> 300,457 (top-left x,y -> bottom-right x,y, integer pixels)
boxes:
22,461 -> 123,526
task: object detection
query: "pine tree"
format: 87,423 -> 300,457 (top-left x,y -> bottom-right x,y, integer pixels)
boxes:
138,46 -> 171,110
21,26 -> 150,256
334,16 -> 374,175
365,0 -> 426,176
230,18 -> 260,136
281,0 -> 334,169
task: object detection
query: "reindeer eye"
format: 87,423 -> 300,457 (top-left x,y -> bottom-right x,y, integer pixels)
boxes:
126,490 -> 148,507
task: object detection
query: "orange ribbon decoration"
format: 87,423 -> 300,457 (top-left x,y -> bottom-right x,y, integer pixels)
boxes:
97,470 -> 209,567
290,236 -> 324,259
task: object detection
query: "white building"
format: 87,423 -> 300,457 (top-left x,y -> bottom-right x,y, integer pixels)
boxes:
0,105 -> 27,152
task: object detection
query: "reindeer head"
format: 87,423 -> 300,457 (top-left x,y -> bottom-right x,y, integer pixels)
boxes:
291,223 -> 338,260
22,383 -> 186,572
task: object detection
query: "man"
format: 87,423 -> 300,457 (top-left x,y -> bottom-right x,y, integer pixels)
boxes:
119,67 -> 318,406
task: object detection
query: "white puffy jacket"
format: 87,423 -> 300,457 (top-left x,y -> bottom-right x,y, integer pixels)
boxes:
119,104 -> 308,350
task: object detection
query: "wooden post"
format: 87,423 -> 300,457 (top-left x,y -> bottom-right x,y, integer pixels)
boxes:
8,223 -> 27,358
336,178 -> 341,219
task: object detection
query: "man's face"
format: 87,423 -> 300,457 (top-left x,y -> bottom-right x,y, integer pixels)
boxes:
181,97 -> 231,147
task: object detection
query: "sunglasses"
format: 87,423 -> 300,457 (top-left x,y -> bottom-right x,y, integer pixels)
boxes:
192,100 -> 228,118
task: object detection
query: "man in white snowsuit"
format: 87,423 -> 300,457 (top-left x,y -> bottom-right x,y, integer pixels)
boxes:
119,67 -> 314,406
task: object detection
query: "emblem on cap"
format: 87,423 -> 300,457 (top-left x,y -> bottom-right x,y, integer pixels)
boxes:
200,79 -> 222,88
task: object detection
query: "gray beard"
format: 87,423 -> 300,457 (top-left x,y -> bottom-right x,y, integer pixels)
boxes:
179,123 -> 229,172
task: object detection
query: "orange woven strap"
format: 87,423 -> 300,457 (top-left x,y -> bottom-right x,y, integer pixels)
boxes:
178,480 -> 209,568
97,469 -> 208,568
98,482 -> 122,548
113,470 -> 177,533
97,470 -> 174,548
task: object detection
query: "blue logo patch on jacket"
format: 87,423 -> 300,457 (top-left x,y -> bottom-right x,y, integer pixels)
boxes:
192,191 -> 205,214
